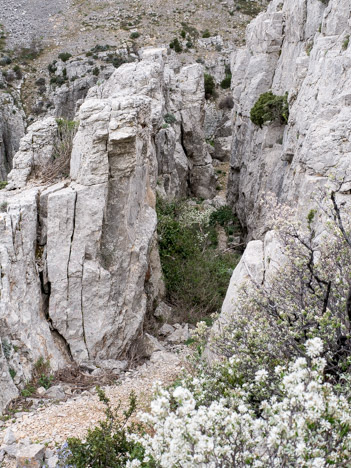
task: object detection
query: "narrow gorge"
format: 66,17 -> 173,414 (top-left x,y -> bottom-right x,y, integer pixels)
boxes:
0,0 -> 350,466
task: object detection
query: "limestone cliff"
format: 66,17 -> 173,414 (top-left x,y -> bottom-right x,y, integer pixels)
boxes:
0,49 -> 216,413
228,0 -> 351,238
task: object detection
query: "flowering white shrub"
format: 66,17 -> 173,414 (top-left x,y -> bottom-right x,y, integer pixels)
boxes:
129,339 -> 351,467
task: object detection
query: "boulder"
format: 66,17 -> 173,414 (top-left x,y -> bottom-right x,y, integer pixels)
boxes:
16,444 -> 45,468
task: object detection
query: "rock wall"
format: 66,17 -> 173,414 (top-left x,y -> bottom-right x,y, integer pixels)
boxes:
228,0 -> 351,239
0,49 -> 216,413
0,91 -> 25,181
211,0 -> 351,350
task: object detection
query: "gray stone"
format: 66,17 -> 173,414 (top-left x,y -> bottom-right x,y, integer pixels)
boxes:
167,324 -> 190,343
3,428 -> 17,445
143,333 -> 165,357
159,324 -> 175,336
16,444 -> 45,468
154,302 -> 172,322
96,360 -> 128,373
46,455 -> 59,468
45,385 -> 65,400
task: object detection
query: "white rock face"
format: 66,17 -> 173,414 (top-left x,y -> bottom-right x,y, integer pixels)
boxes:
213,0 -> 351,353
7,118 -> 58,189
0,93 -> 25,180
0,49 -> 217,412
228,0 -> 351,238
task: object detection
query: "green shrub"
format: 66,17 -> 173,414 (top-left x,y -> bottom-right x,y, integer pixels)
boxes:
130,31 -> 140,39
157,198 -> 241,321
180,30 -> 186,38
343,35 -> 350,50
163,113 -> 176,125
92,66 -> 100,76
204,73 -> 215,99
58,52 -> 72,62
250,91 -> 289,127
65,388 -> 153,467
0,181 -> 8,190
169,38 -> 182,53
202,29 -> 211,38
220,74 -> 231,89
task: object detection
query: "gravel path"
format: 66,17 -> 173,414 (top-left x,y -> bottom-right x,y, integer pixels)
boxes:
0,350 -> 184,467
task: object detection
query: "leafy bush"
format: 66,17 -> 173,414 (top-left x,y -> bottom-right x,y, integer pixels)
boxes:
202,29 -> 211,38
64,387 -> 153,468
250,91 -> 289,127
220,75 -> 231,89
163,113 -> 176,125
169,38 -> 182,53
157,198 -> 241,321
130,32 -> 140,39
204,73 -> 215,99
58,52 -> 72,62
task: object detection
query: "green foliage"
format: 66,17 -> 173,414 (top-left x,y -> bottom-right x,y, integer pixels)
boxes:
130,32 -> 140,39
209,206 -> 241,237
9,368 -> 16,379
21,384 -> 36,397
0,181 -> 8,190
250,91 -> 289,128
220,74 -> 231,89
156,198 -> 241,321
66,388 -> 154,467
92,66 -> 100,76
204,73 -> 215,99
343,35 -> 350,50
180,30 -> 186,38
202,29 -> 211,38
58,52 -> 72,62
169,38 -> 182,53
163,113 -> 176,125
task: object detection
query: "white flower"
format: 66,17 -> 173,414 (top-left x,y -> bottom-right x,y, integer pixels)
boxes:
306,338 -> 324,358
255,369 -> 268,383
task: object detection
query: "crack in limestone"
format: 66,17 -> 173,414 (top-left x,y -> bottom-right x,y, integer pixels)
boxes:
67,190 -> 77,302
81,260 -> 90,359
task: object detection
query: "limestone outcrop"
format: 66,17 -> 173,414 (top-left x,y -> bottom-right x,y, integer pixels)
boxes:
228,0 -> 351,239
0,49 -> 216,413
0,92 -> 25,181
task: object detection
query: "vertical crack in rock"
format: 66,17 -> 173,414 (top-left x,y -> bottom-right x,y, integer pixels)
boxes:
67,190 -> 77,294
36,191 -> 73,361
80,260 -> 90,359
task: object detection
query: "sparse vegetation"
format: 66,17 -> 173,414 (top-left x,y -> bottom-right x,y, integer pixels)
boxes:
343,35 -> 350,50
163,113 -> 176,125
204,73 -> 216,99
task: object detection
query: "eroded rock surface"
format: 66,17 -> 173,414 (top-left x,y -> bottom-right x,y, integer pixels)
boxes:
0,49 -> 216,413
228,0 -> 351,238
